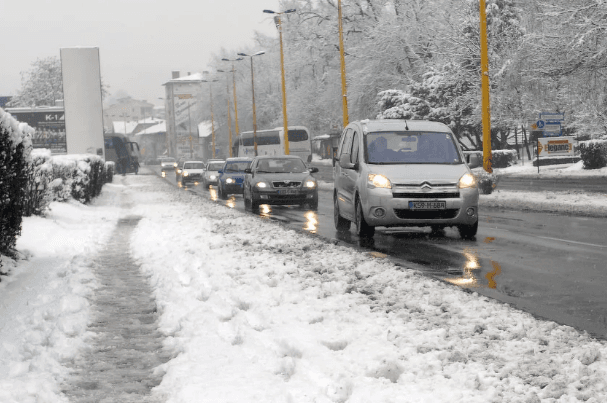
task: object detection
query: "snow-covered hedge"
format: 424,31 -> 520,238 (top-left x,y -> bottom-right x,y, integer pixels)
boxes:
579,139 -> 607,169
492,149 -> 518,168
0,108 -> 32,257
51,154 -> 106,204
22,149 -> 53,216
105,161 -> 115,184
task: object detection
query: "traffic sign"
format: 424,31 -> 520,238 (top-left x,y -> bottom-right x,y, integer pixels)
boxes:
536,120 -> 545,129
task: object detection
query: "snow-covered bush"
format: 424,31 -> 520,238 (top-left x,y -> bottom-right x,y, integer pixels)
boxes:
104,161 -> 114,183
0,108 -> 32,257
22,148 -> 53,216
578,140 -> 607,169
492,149 -> 518,168
51,154 -> 105,204
472,168 -> 498,195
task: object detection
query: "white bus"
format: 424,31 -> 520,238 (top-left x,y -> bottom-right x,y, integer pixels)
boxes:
233,126 -> 313,162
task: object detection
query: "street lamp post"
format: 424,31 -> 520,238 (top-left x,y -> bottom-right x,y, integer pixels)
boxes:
217,69 -> 232,159
201,80 -> 218,159
237,51 -> 265,156
337,0 -> 349,128
263,8 -> 296,155
221,57 -> 243,158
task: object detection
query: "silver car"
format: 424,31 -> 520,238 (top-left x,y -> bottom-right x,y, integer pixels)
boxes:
202,159 -> 226,188
333,119 -> 479,239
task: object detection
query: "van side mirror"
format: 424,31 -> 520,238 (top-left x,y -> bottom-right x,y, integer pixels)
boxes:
467,153 -> 482,169
339,154 -> 356,170
244,168 -> 252,174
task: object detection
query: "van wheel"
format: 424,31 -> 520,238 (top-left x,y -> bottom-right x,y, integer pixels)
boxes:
458,221 -> 478,240
355,198 -> 375,238
334,194 -> 350,231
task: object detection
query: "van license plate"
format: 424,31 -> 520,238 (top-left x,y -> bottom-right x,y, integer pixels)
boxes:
409,201 -> 446,210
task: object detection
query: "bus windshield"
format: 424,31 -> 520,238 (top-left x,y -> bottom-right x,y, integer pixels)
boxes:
366,131 -> 461,164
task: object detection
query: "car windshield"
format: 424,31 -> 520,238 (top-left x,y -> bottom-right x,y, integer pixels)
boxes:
161,158 -> 175,163
365,131 -> 461,164
224,161 -> 251,173
207,162 -> 224,171
184,162 -> 204,169
256,158 -> 307,173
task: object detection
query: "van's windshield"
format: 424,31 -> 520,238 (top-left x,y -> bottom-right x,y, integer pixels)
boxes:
365,131 -> 461,164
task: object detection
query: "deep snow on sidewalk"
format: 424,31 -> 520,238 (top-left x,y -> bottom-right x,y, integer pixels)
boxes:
126,175 -> 607,402
1,172 -> 607,402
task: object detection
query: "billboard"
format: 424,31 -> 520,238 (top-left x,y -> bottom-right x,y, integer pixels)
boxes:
172,83 -> 202,137
537,136 -> 575,157
5,107 -> 66,154
60,47 -> 105,157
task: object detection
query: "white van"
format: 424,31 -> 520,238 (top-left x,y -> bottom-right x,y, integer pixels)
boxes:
333,119 -> 479,239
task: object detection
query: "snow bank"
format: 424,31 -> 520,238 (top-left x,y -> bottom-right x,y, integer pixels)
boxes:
127,176 -> 607,403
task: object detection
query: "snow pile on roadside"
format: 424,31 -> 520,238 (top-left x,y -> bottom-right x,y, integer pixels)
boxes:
0,189 -> 122,402
128,175 -> 607,403
480,190 -> 607,217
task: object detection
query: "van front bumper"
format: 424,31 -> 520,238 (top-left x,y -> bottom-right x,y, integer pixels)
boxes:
361,187 -> 479,227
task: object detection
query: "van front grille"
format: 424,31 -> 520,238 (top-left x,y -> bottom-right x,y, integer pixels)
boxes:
393,209 -> 459,220
392,192 -> 460,199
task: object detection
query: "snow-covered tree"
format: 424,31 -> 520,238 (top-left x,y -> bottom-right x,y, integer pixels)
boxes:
9,56 -> 110,108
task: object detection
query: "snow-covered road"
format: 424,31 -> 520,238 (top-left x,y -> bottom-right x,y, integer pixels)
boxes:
1,172 -> 607,402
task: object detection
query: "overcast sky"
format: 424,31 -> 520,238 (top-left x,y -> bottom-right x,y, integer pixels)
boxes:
0,0 -> 281,107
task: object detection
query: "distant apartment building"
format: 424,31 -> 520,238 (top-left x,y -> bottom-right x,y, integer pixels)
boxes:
103,97 -> 154,132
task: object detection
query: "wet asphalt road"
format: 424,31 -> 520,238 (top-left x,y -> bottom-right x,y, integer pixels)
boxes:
153,166 -> 607,340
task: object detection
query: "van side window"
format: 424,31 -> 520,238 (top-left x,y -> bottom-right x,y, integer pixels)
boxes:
337,129 -> 353,159
351,131 -> 360,164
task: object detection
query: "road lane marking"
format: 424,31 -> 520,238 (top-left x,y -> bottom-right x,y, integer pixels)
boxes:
535,235 -> 607,249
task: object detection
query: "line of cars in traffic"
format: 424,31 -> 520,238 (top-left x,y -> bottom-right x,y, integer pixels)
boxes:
158,119 -> 482,240
159,155 -> 320,210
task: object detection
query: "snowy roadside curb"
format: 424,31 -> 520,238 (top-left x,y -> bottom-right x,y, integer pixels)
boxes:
127,175 -> 607,402
480,190 -> 607,218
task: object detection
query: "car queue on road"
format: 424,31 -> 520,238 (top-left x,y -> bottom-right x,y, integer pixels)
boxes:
158,119 -> 481,240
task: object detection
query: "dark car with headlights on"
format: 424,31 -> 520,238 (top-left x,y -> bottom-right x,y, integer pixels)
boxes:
217,157 -> 253,199
243,155 -> 319,210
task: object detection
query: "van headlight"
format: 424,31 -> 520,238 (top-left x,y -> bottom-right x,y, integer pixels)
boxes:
255,181 -> 268,189
209,174 -> 217,180
458,173 -> 477,189
226,178 -> 234,184
183,171 -> 189,177
368,174 -> 392,189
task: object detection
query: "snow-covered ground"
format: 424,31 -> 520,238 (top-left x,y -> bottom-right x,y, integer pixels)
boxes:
1,171 -> 607,402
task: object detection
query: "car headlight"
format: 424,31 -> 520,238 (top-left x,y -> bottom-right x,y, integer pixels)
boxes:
209,174 -> 217,180
255,182 -> 268,189
226,178 -> 234,184
305,180 -> 316,188
458,173 -> 477,188
183,171 -> 189,177
173,163 -> 177,167
368,174 -> 392,189
177,169 -> 182,174
161,171 -> 166,177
